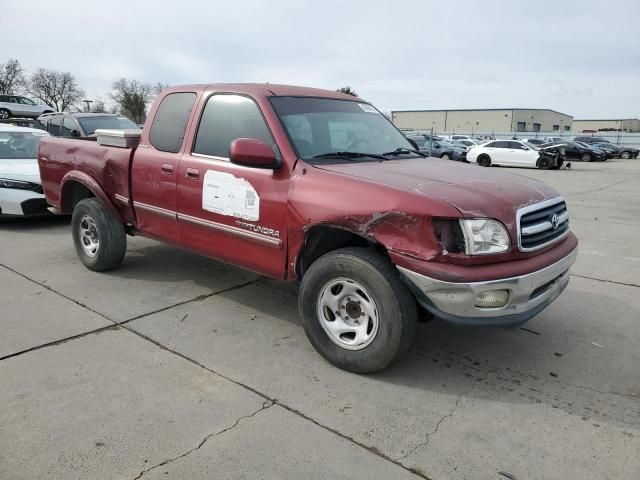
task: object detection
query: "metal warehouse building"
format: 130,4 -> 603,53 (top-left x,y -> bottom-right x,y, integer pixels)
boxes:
391,108 -> 573,133
572,119 -> 640,133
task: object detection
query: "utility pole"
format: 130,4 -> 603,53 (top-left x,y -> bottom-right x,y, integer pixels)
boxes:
83,100 -> 93,112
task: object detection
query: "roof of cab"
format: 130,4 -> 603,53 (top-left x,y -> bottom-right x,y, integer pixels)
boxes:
162,83 -> 365,102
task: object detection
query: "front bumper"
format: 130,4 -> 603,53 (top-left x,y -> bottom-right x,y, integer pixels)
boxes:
399,247 -> 578,327
0,188 -> 48,216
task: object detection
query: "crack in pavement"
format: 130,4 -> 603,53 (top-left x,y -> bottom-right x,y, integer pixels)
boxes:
570,273 -> 640,289
393,380 -> 478,463
117,278 -> 263,325
1,262 -> 432,479
132,400 -> 275,479
0,262 -> 114,324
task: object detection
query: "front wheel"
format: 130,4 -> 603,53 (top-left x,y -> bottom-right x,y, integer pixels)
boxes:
299,247 -> 417,373
477,155 -> 491,167
441,154 -> 451,160
620,151 -> 631,159
71,198 -> 126,271
581,153 -> 592,162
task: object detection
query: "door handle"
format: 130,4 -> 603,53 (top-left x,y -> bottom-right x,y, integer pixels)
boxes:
161,164 -> 174,175
185,168 -> 200,179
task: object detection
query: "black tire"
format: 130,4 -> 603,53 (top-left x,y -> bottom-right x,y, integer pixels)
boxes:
299,247 -> 417,373
550,159 -> 564,170
620,151 -> 631,159
581,153 -> 592,162
71,198 -> 126,271
441,154 -> 451,160
537,156 -> 550,169
0,108 -> 10,120
477,154 -> 491,167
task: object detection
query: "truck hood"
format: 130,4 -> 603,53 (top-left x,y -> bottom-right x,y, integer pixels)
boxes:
0,158 -> 42,183
313,157 -> 559,221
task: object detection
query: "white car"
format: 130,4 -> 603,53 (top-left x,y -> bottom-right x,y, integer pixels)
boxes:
0,125 -> 51,217
467,139 -> 546,168
0,95 -> 55,119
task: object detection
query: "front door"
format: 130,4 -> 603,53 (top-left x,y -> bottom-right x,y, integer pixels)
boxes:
130,92 -> 197,243
177,93 -> 289,279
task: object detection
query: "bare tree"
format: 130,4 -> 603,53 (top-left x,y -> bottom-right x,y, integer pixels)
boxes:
89,96 -> 107,113
336,86 -> 358,97
0,58 -> 27,94
110,79 -> 155,123
28,69 -> 85,111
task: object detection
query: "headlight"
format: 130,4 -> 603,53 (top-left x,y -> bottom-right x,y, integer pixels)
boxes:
459,219 -> 510,255
0,178 -> 37,190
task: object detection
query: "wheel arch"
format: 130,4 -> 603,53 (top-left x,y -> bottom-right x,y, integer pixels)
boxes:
60,171 -> 123,221
295,224 -> 390,280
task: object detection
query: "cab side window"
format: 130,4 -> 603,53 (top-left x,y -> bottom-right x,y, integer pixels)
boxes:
193,94 -> 277,158
494,141 -> 510,148
149,92 -> 197,153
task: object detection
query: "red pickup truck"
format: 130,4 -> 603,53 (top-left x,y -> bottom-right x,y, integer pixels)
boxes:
38,84 -> 578,373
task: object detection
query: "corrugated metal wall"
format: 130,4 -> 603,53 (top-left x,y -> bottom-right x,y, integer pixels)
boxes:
392,109 -> 573,133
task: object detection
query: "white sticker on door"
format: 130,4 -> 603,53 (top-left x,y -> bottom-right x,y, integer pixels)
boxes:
202,170 -> 260,221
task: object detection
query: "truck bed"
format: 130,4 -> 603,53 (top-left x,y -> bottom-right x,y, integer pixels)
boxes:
38,136 -> 136,223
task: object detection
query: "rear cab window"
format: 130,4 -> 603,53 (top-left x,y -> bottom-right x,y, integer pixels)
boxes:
149,92 -> 197,153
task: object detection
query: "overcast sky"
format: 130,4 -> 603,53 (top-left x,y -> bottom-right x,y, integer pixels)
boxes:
6,0 -> 640,118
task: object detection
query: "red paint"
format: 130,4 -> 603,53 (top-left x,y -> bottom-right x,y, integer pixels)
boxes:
38,83 -> 577,283
230,138 -> 278,168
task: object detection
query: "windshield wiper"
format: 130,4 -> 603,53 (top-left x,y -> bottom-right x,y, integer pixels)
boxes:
312,151 -> 388,161
382,147 -> 428,158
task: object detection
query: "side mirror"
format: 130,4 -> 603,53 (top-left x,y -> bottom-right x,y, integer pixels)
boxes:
230,138 -> 280,169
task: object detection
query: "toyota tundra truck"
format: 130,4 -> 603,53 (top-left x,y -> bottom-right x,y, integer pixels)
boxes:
38,84 -> 578,373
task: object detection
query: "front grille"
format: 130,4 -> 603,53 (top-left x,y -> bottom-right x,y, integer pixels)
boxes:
517,197 -> 569,251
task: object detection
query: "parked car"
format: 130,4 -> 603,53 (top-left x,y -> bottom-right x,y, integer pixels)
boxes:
37,113 -> 139,137
542,136 -> 564,143
452,139 -> 482,150
573,141 -> 614,159
0,125 -> 50,217
520,138 -> 546,146
38,83 -> 577,373
544,141 -> 605,162
574,136 -> 611,145
0,95 -> 55,119
408,135 -> 467,161
591,142 -> 639,159
466,139 -> 564,169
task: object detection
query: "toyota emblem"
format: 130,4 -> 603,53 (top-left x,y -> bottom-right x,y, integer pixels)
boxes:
551,213 -> 560,230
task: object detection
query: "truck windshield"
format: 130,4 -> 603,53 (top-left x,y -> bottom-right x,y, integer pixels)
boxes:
0,131 -> 48,159
77,116 -> 139,135
270,97 -> 415,163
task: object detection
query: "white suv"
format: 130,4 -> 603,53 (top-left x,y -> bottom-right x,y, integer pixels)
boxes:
0,95 -> 55,119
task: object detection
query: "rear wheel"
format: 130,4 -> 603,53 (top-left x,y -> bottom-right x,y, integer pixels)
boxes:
477,154 -> 491,167
0,109 -> 10,120
581,153 -> 592,162
299,247 -> 417,373
620,151 -> 631,159
71,198 -> 126,271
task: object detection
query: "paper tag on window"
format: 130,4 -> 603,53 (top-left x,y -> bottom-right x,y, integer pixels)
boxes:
358,103 -> 377,113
